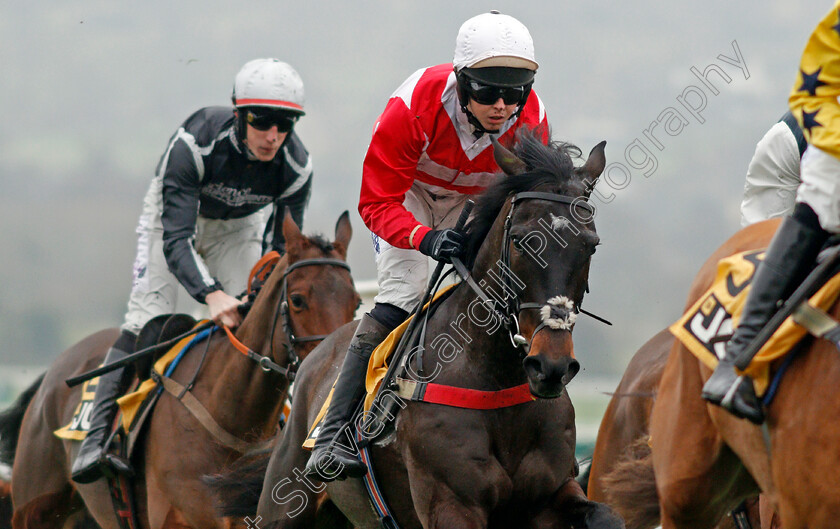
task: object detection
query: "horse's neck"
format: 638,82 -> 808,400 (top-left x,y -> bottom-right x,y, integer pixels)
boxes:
190,269 -> 289,437
237,259 -> 289,354
425,285 -> 526,388
418,210 -> 527,387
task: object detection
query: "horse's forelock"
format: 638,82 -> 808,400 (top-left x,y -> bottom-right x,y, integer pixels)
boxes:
306,234 -> 335,255
464,133 -> 584,264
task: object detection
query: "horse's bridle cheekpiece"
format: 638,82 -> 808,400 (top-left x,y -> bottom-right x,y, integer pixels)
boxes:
452,191 -> 598,356
265,257 -> 352,377
224,257 -> 352,381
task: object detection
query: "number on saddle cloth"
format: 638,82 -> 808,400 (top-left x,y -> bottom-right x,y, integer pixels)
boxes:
135,314 -> 198,380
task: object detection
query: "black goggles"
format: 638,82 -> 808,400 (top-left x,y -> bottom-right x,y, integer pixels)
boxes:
464,80 -> 527,106
244,109 -> 299,133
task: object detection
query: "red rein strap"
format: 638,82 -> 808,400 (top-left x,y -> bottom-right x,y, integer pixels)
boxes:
398,378 -> 535,409
222,324 -> 254,357
222,324 -> 286,376
247,251 -> 282,294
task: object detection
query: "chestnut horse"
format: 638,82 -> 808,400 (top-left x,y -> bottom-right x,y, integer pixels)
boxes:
586,329 -> 771,529
8,212 -> 361,529
604,217 -> 840,528
223,135 -> 624,529
587,329 -> 671,505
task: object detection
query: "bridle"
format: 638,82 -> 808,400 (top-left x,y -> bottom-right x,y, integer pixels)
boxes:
267,257 -> 352,375
451,190 -> 600,357
225,256 -> 352,381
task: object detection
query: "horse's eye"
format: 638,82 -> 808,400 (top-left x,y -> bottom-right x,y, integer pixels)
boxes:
289,294 -> 306,310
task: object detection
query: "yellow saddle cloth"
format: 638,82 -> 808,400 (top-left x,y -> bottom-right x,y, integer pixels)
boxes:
670,249 -> 840,395
303,285 -> 456,449
54,322 -> 209,440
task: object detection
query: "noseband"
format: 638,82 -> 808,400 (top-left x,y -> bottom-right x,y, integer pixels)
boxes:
452,191 -> 596,356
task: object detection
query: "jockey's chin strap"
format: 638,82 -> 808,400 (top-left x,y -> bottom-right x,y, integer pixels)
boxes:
450,190 -> 609,357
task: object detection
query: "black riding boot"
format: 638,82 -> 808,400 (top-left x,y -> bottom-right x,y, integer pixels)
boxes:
71,330 -> 137,484
304,313 -> 392,482
702,207 -> 828,424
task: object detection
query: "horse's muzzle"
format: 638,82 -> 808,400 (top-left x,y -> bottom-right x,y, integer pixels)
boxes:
522,354 -> 580,398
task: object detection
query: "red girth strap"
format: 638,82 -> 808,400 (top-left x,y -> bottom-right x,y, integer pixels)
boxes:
395,378 -> 535,409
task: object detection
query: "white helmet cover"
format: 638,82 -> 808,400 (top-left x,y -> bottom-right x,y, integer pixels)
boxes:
453,11 -> 538,72
232,58 -> 305,115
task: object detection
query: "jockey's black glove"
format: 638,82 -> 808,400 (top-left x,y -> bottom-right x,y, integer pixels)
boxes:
418,228 -> 466,264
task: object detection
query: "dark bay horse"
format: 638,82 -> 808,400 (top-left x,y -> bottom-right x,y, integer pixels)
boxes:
8,212 -> 361,529
228,134 -> 624,529
586,329 -> 770,529
604,218 -> 840,528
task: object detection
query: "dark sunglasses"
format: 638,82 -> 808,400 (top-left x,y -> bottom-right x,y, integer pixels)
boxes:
245,109 -> 298,133
465,80 -> 527,106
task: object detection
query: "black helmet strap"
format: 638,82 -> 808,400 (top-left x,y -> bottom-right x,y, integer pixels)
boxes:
455,71 -> 531,137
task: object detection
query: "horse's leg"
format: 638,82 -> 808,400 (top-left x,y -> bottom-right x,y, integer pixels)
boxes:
409,482 -> 487,529
758,498 -> 780,529
650,347 -> 755,529
400,435 -> 500,529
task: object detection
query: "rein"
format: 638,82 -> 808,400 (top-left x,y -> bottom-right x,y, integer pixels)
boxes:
232,256 -> 352,381
149,255 -> 352,454
453,190 -> 598,357
399,191 -> 599,409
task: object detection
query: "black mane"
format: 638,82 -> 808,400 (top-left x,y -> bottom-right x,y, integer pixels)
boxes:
464,132 -> 584,263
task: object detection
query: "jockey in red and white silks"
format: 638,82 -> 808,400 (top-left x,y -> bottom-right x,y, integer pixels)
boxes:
303,12 -> 554,483
360,63 -> 549,312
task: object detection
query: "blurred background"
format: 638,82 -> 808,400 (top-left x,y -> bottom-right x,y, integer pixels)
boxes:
0,1 -> 828,442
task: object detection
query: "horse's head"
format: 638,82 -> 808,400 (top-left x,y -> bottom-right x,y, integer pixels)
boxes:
245,211 -> 361,371
466,132 -> 606,398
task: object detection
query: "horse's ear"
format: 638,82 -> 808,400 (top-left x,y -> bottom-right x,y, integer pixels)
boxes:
492,137 -> 527,176
333,210 -> 352,259
282,208 -> 304,259
577,141 -> 607,185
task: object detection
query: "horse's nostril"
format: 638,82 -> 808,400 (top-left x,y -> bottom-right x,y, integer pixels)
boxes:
562,359 -> 580,385
522,357 -> 545,380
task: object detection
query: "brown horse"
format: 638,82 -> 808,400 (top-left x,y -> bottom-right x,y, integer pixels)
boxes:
587,328 -> 671,505
602,217 -> 840,528
221,134 -> 625,529
8,212 -> 361,529
586,329 -> 771,529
